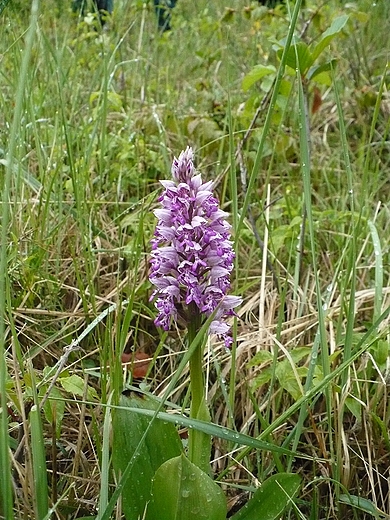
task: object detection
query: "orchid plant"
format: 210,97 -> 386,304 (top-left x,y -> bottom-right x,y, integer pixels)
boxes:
112,148 -> 300,520
149,146 -> 241,472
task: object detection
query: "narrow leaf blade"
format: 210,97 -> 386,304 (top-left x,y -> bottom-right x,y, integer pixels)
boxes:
30,405 -> 49,520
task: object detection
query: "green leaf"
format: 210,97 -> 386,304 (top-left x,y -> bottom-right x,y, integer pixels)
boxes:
251,366 -> 273,391
117,404 -> 296,457
277,41 -> 313,76
275,350 -> 310,396
311,15 -> 349,62
339,494 -> 384,519
276,361 -> 306,400
186,117 -> 224,146
112,393 -> 182,520
308,70 -> 332,87
59,374 -> 97,401
59,374 -> 85,395
370,339 -> 389,366
307,59 -> 338,81
344,396 -> 362,420
241,64 -> 276,91
231,473 -> 301,520
146,454 -> 226,520
289,346 -> 312,363
247,350 -> 273,368
40,385 -> 65,439
370,413 -> 390,452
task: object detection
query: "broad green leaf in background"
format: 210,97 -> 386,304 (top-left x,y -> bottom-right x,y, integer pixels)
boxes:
339,494 -> 385,519
275,362 -> 306,400
242,64 -> 276,92
370,413 -> 390,453
112,393 -> 182,520
307,59 -> 338,81
311,15 -> 349,63
186,116 -> 224,148
251,366 -> 273,390
246,350 -> 274,368
146,454 -> 227,520
284,41 -> 313,76
41,385 -> 65,439
370,339 -> 389,366
59,374 -> 98,401
344,396 -> 363,421
274,15 -> 349,79
231,473 -> 301,520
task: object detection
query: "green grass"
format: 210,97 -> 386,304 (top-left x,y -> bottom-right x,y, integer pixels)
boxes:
1,0 -> 390,518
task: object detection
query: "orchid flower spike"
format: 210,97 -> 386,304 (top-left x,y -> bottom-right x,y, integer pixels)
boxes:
149,147 -> 241,347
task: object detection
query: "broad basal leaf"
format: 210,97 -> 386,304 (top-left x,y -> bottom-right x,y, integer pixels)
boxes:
231,473 -> 301,520
146,454 -> 226,520
112,393 -> 182,520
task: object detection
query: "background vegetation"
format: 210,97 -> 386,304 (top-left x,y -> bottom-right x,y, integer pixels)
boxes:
1,0 -> 390,518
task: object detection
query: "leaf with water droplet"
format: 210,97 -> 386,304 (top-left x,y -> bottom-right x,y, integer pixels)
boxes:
146,454 -> 226,520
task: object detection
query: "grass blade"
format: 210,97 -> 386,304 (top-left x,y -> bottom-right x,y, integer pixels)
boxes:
0,1 -> 39,517
30,405 -> 49,519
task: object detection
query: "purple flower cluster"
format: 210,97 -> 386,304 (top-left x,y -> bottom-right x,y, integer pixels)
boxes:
149,147 -> 241,347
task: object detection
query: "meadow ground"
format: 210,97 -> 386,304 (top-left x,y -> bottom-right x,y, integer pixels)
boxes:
1,0 -> 390,518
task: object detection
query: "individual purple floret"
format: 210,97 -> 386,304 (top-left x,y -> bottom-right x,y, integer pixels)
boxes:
149,147 -> 241,347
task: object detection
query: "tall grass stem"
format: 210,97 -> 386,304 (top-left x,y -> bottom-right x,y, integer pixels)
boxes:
0,1 -> 39,517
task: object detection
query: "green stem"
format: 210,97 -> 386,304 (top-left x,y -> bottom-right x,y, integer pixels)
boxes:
187,304 -> 211,474
189,333 -> 204,422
